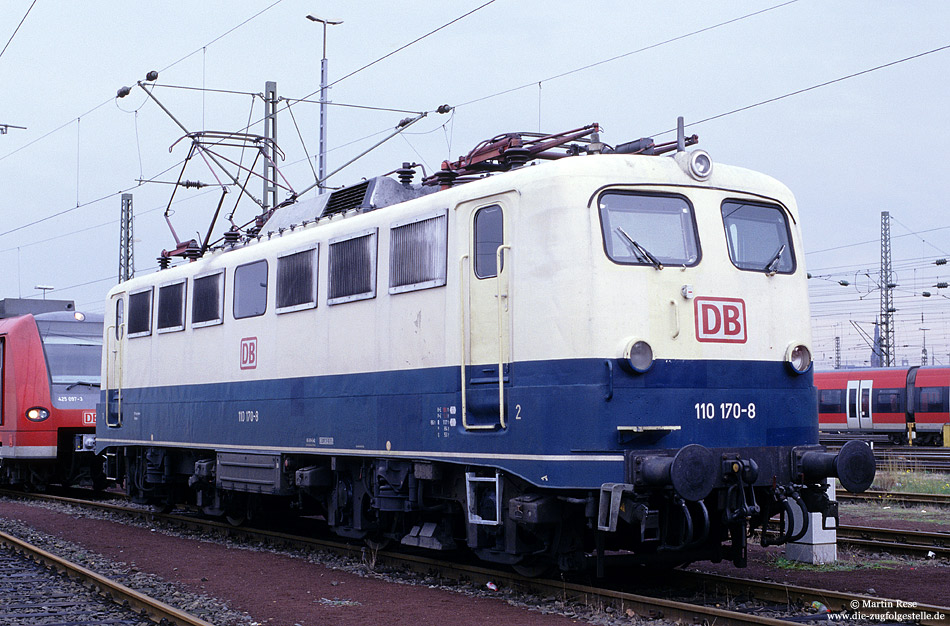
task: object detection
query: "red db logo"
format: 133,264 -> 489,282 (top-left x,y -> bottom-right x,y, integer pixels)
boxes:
695,297 -> 747,343
82,411 -> 96,425
240,337 -> 258,369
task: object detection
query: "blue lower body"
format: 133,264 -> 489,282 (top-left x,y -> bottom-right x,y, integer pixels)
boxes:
97,358 -> 817,489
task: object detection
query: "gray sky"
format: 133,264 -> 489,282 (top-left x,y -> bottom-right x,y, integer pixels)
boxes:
1,1 -> 948,367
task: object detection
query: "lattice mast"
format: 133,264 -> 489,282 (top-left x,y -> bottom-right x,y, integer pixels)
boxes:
263,81 -> 278,211
119,193 -> 134,283
879,211 -> 895,366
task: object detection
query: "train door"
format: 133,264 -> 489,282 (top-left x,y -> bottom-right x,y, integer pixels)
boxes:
0,337 -> 4,426
846,379 -> 873,431
460,201 -> 511,430
105,293 -> 126,427
905,366 -> 919,429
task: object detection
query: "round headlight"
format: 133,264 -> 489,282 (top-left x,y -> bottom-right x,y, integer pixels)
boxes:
688,150 -> 713,181
623,339 -> 654,374
786,344 -> 812,374
26,407 -> 51,422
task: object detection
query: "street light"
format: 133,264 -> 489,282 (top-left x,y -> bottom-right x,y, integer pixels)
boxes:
306,14 -> 343,193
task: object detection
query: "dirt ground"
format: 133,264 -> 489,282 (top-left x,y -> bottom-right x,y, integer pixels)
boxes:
687,502 -> 950,608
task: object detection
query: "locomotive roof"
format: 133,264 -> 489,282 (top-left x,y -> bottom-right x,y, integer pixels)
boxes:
110,150 -> 796,295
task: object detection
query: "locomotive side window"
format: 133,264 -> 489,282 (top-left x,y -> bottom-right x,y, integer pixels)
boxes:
598,192 -> 699,267
390,210 -> 448,293
328,228 -> 377,305
721,200 -> 795,274
157,280 -> 186,333
277,247 -> 318,313
115,297 -> 124,340
872,388 -> 903,413
128,288 -> 153,338
234,260 -> 269,319
193,271 -> 225,327
474,205 -> 504,278
818,388 -> 844,414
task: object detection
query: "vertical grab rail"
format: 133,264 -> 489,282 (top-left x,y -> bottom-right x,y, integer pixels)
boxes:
496,244 -> 511,429
105,323 -> 125,427
460,255 -> 495,431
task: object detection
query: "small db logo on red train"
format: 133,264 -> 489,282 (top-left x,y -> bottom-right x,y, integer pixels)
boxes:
695,297 -> 747,343
240,337 -> 258,369
82,411 -> 96,425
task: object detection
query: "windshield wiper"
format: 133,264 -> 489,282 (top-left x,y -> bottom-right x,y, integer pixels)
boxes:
616,227 -> 663,270
65,381 -> 99,390
764,244 -> 786,276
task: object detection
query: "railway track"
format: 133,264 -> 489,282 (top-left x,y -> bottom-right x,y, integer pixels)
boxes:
837,489 -> 950,508
4,489 -> 949,625
0,527 -> 215,626
822,438 -> 950,472
837,524 -> 950,559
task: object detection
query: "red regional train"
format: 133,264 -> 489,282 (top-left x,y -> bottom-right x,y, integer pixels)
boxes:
816,367 -> 950,446
0,298 -> 105,488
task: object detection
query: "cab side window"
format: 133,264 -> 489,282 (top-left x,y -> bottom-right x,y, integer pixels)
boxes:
474,205 -> 504,278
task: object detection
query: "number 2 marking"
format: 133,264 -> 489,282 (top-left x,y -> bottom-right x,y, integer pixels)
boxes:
515,404 -> 522,420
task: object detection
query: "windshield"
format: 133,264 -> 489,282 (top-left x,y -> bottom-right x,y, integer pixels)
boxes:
37,320 -> 103,385
599,192 -> 700,267
721,200 -> 795,274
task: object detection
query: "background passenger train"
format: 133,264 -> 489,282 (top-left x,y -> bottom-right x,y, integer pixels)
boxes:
98,126 -> 874,573
816,367 -> 950,445
0,298 -> 105,488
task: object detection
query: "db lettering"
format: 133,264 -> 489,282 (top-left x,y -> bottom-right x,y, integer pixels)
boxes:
240,337 -> 258,369
695,298 -> 747,343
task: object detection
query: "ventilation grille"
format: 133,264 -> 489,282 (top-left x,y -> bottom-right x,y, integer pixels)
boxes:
323,180 -> 372,217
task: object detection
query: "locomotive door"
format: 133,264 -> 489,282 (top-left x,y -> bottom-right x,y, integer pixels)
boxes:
460,201 -> 511,430
105,293 -> 126,427
846,379 -> 873,430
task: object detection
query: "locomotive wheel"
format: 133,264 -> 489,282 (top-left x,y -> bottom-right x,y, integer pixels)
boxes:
225,499 -> 247,526
364,535 -> 392,551
511,556 -> 554,578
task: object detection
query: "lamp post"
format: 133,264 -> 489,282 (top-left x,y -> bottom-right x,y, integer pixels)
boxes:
306,14 -> 343,193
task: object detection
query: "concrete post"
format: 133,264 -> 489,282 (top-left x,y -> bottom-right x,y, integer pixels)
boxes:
786,482 -> 837,564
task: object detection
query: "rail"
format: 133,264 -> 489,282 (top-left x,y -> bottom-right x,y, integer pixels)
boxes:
0,527 -> 216,626
7,489 -> 949,626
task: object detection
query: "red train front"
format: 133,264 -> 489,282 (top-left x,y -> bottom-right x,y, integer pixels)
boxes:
0,300 -> 104,488
817,367 -> 950,445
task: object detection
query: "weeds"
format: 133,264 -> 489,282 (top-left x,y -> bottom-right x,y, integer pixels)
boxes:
870,467 -> 950,495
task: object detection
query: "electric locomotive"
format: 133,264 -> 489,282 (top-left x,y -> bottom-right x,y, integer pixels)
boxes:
97,123 -> 875,573
0,298 -> 105,488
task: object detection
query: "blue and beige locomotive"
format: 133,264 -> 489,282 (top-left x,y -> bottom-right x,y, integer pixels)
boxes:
97,123 -> 874,573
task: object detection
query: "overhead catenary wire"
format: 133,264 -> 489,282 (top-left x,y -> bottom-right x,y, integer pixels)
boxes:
0,1 -> 287,165
652,43 -> 950,136
455,0 -> 800,108
3,4 -> 949,365
0,0 -> 38,62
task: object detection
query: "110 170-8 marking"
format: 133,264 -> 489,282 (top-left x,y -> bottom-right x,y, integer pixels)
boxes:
695,402 -> 756,420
